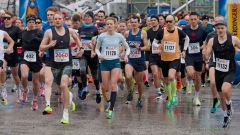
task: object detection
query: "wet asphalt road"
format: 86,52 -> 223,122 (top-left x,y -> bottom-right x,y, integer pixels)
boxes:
0,79 -> 239,135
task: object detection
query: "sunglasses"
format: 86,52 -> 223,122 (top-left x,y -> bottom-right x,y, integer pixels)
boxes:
3,17 -> 11,20
36,21 -> 41,24
166,20 -> 173,23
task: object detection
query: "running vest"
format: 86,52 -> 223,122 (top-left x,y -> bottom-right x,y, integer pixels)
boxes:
49,28 -> 71,69
183,25 -> 206,59
0,30 -> 4,60
78,25 -> 98,52
127,30 -> 144,61
22,29 -> 42,63
213,33 -> 236,72
161,27 -> 180,61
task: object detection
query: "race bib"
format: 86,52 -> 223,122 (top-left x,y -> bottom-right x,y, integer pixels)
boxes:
24,51 -> 36,62
152,44 -> 160,54
104,46 -> 118,59
188,43 -> 200,54
72,59 -> 80,70
81,39 -> 91,51
163,41 -> 176,53
54,49 -> 69,62
129,48 -> 141,58
216,58 -> 230,72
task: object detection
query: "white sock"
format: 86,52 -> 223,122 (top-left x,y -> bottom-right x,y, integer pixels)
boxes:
63,108 -> 69,120
223,111 -> 227,117
46,101 -> 50,106
69,91 -> 73,105
226,100 -> 232,105
156,88 -> 161,93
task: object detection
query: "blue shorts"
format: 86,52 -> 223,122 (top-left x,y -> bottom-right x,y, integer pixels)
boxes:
100,59 -> 121,71
127,59 -> 146,72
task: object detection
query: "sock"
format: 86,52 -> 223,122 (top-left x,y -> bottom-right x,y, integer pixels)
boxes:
195,91 -> 200,97
109,91 -> 117,111
69,91 -> 73,105
171,80 -> 177,97
223,111 -> 227,117
63,108 -> 69,120
46,101 -> 50,106
156,88 -> 161,93
226,100 -> 232,105
213,98 -> 218,108
166,83 -> 172,102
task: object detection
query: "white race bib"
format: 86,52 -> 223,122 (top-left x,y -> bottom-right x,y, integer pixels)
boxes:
72,59 -> 80,70
104,46 -> 118,59
188,43 -> 200,54
54,49 -> 69,62
216,58 -> 230,72
152,44 -> 160,54
163,41 -> 176,53
24,51 -> 36,62
129,48 -> 141,58
81,39 -> 91,51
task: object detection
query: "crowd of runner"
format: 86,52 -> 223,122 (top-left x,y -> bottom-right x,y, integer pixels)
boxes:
0,7 -> 239,128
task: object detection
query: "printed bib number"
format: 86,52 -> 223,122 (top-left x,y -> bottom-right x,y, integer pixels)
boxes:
129,48 -> 141,58
216,58 -> 230,72
163,41 -> 176,53
81,39 -> 91,51
104,47 -> 118,59
72,59 -> 80,70
54,49 -> 69,62
188,43 -> 200,54
152,44 -> 160,54
24,51 -> 36,62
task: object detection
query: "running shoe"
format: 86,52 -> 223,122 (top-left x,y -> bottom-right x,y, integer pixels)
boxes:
22,89 -> 29,102
119,81 -> 125,91
201,83 -> 206,87
171,96 -> 178,105
166,101 -> 172,109
106,110 -> 113,119
60,118 -> 69,124
42,105 -> 53,115
1,99 -> 8,106
136,98 -> 143,109
31,99 -> 38,111
96,93 -> 101,104
71,101 -> 76,112
222,116 -> 230,128
193,96 -> 201,106
88,76 -> 93,83
144,81 -> 150,87
80,87 -> 88,100
210,99 -> 220,113
125,89 -> 133,104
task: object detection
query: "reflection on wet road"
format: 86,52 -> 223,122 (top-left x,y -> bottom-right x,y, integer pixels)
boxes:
0,80 -> 239,135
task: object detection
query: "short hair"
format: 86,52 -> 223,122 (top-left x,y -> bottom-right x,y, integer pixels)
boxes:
53,12 -> 64,19
46,6 -> 58,13
36,17 -> 42,22
131,15 -> 140,23
98,10 -> 106,16
16,18 -> 23,24
190,12 -> 199,17
106,17 -> 117,24
158,14 -> 165,20
72,14 -> 81,22
119,20 -> 127,25
4,10 -> 14,17
151,15 -> 159,22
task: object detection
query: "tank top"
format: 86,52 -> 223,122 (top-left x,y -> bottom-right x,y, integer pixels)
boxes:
49,28 -> 71,69
161,27 -> 180,61
213,33 -> 235,72
127,29 -> 145,61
